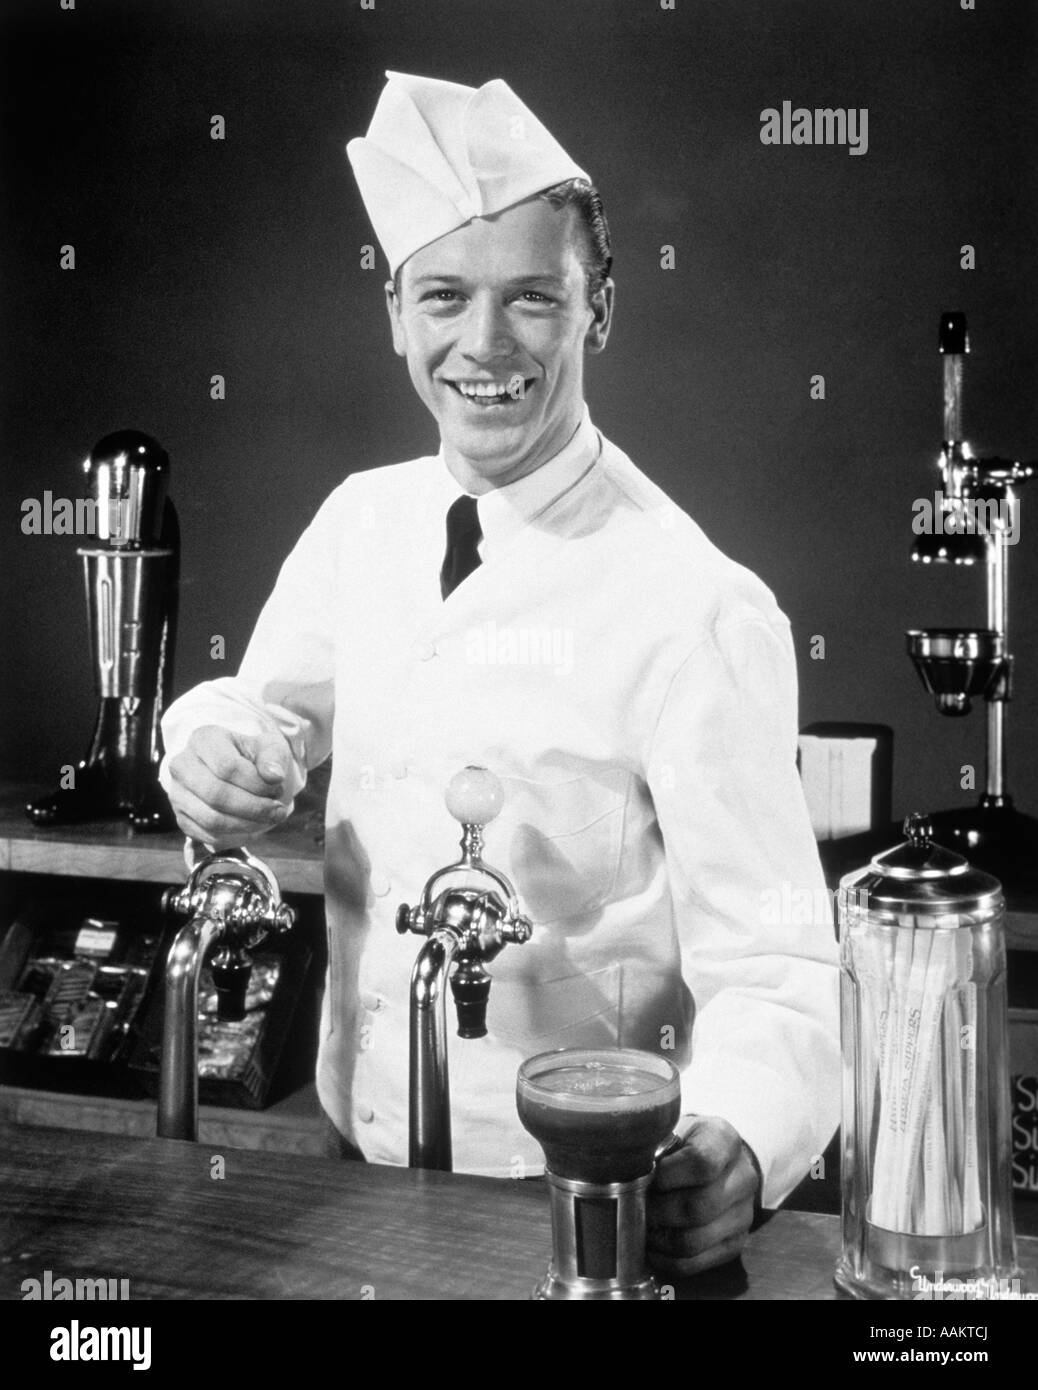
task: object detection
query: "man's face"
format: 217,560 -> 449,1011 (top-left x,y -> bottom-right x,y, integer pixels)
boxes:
385,196 -> 613,493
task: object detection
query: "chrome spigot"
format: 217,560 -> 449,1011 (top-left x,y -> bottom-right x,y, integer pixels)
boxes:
157,842 -> 295,1141
396,766 -> 533,1171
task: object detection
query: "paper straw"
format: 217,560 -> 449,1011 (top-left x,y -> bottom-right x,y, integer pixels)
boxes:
864,923 -> 978,1237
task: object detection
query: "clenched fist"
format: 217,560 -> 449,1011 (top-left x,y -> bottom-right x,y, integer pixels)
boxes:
164,725 -> 297,848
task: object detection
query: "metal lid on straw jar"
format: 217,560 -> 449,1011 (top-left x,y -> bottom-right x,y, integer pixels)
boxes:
838,812 -> 1003,918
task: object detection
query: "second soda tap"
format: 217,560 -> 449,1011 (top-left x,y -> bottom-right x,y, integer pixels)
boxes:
396,766 -> 534,1171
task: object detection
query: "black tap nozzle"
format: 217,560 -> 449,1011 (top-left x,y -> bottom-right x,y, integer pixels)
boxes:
211,953 -> 251,1022
451,960 -> 491,1039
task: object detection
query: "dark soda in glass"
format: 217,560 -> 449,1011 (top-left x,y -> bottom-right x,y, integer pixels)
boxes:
517,1047 -> 680,1184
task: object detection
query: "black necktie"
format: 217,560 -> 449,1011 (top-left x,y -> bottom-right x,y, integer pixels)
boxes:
440,494 -> 482,599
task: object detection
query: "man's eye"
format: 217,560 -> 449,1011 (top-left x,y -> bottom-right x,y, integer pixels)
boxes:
518,291 -> 552,304
420,289 -> 461,303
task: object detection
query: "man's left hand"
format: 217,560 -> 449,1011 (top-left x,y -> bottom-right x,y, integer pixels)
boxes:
646,1115 -> 761,1277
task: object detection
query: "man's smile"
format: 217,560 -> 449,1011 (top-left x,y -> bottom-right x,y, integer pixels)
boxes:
443,377 -> 537,408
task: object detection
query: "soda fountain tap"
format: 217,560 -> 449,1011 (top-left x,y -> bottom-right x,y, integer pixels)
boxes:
157,843 -> 295,1140
396,766 -> 533,1171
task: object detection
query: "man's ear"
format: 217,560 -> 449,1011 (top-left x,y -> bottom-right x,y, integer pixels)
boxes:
585,278 -> 614,354
385,279 -> 407,357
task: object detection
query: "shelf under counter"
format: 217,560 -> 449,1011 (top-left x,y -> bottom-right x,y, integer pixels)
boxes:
0,784 -> 327,1142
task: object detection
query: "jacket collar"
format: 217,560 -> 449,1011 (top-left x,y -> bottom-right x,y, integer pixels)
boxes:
438,406 -> 601,559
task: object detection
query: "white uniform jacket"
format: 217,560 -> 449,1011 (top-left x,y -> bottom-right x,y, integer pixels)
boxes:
160,408 -> 840,1206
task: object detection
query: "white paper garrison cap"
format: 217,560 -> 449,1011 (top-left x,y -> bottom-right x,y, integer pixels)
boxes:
346,70 -> 591,276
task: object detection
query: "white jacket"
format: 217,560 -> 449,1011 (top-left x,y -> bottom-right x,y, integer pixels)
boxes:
159,408 -> 840,1206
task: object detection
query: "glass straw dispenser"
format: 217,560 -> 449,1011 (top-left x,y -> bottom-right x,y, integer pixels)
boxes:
835,812 -> 1018,1299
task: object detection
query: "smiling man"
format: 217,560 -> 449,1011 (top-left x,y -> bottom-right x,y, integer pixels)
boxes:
387,191 -> 611,493
159,71 -> 840,1278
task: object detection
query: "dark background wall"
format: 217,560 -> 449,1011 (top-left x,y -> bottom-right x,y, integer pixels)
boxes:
2,0 -> 1036,828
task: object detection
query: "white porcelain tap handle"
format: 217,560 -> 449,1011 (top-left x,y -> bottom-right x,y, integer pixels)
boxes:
445,765 -> 504,826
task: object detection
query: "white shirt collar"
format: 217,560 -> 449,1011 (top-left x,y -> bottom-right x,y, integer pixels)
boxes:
438,406 -> 601,559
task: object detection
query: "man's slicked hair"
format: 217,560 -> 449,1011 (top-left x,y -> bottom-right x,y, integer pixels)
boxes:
391,178 -> 613,303
537,178 -> 612,301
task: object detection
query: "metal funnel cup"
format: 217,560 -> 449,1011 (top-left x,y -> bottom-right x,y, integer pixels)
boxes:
906,629 -> 1005,716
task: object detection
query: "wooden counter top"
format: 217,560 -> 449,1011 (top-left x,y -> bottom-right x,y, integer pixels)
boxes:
2,1126 -> 1037,1302
0,782 -> 325,895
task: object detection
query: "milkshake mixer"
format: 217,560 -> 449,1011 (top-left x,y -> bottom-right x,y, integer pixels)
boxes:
906,314 -> 1037,901
26,430 -> 179,832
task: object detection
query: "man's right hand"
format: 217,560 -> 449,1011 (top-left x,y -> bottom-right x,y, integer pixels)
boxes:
164,725 -> 296,847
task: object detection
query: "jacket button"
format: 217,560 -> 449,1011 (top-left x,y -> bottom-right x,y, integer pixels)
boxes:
412,639 -> 436,661
370,868 -> 390,897
359,991 -> 381,1013
356,1104 -> 374,1124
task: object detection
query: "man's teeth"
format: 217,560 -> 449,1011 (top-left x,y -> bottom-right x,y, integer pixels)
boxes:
452,380 -> 523,398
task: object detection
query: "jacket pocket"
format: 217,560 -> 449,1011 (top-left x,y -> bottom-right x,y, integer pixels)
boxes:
495,768 -> 629,925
